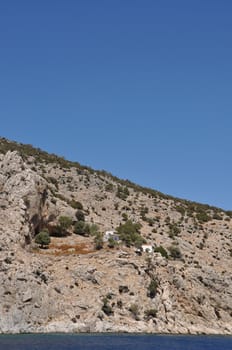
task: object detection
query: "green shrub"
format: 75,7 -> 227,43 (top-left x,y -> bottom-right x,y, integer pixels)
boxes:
75,210 -> 85,222
122,213 -> 128,221
116,220 -> 145,248
195,210 -> 211,223
108,237 -> 117,248
74,221 -> 90,236
58,216 -> 72,230
154,245 -> 168,259
147,278 -> 158,298
144,308 -> 157,319
94,232 -> 103,250
175,205 -> 185,216
129,304 -> 139,320
102,297 -> 113,316
35,231 -> 51,248
69,200 -> 83,210
89,224 -> 100,236
105,183 -> 114,192
116,186 -> 129,200
168,223 -> 181,238
168,245 -> 182,259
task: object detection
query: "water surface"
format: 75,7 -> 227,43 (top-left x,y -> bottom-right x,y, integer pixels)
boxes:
0,334 -> 231,350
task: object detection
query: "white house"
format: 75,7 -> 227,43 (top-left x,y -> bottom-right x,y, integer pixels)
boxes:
141,244 -> 153,253
103,230 -> 119,242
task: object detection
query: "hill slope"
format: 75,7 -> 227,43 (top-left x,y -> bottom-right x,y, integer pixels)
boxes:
0,137 -> 231,334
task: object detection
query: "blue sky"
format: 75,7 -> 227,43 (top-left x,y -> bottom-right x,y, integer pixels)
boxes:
0,1 -> 232,209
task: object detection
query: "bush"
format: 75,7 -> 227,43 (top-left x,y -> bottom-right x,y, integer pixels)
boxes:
116,220 -> 145,248
147,278 -> 158,298
144,308 -> 157,319
119,285 -> 129,294
168,223 -> 181,238
69,200 -> 83,210
168,245 -> 182,259
108,237 -> 117,248
74,221 -> 90,236
35,231 -> 51,248
105,183 -> 114,192
116,186 -> 129,200
175,205 -> 185,216
212,213 -> 222,220
58,216 -> 72,230
195,210 -> 211,223
122,213 -> 128,221
94,232 -> 103,250
129,304 -> 139,320
102,297 -> 113,316
75,210 -> 85,222
154,245 -> 168,259
89,224 -> 100,236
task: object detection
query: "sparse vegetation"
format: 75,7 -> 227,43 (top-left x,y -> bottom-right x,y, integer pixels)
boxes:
168,223 -> 181,238
116,220 -> 145,248
196,210 -> 211,223
144,308 -> 157,319
116,186 -> 129,200
102,297 -> 114,316
129,303 -> 139,320
0,137 -> 228,221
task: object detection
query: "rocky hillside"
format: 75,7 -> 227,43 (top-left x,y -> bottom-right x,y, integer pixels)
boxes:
0,137 -> 232,334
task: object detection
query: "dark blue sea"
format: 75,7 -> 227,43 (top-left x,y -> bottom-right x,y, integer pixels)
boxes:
0,334 -> 232,350
0,334 -> 231,350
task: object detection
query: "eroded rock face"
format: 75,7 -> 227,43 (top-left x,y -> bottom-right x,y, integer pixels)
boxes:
0,147 -> 232,335
0,151 -> 47,247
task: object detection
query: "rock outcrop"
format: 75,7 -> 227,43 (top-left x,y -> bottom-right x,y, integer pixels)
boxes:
0,142 -> 231,334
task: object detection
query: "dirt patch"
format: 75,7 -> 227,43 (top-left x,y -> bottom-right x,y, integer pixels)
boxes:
35,236 -> 96,256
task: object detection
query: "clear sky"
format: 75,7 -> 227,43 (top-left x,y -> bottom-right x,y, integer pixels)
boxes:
0,1 -> 232,210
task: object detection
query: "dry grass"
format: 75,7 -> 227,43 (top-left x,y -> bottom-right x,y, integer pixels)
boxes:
35,236 -> 95,256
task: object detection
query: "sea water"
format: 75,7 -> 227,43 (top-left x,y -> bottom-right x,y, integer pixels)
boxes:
0,334 -> 231,350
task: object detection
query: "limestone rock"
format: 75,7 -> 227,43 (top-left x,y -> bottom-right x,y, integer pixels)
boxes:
0,141 -> 231,335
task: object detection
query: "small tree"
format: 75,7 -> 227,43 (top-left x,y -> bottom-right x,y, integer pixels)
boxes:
94,232 -> 103,250
168,245 -> 182,260
35,231 -> 51,249
147,278 -> 158,298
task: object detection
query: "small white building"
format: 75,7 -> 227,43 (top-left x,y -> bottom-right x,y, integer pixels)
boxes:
141,244 -> 153,253
103,230 -> 119,242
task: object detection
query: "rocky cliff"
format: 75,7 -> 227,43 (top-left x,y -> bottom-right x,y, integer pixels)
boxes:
0,138 -> 231,334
